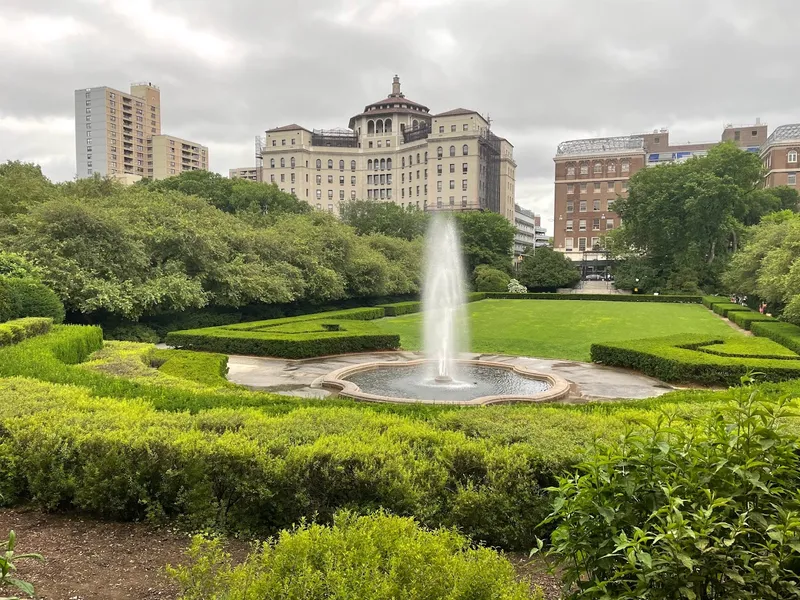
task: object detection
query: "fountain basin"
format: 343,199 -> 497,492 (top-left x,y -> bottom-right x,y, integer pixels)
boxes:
320,359 -> 571,406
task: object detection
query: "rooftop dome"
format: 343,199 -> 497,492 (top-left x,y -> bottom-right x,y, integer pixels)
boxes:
766,124 -> 800,146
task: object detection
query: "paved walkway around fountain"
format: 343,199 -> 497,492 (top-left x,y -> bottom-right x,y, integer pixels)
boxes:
226,351 -> 676,402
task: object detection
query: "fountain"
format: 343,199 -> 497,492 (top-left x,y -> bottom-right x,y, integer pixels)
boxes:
321,215 -> 570,405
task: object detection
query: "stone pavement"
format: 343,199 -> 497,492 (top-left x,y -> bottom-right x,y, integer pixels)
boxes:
226,351 -> 674,402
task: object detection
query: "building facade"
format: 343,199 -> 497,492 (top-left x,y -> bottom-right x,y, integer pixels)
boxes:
513,204 -> 547,256
552,123 -> 767,262
229,167 -> 260,181
761,124 -> 800,190
74,82 -> 208,180
232,77 -> 516,222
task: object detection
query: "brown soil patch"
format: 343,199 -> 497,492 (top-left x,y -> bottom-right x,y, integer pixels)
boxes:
1,507 -> 561,599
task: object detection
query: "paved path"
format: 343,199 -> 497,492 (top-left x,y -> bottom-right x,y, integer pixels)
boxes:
226,351 -> 675,402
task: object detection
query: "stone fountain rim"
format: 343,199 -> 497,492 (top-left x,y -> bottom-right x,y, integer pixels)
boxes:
320,358 -> 571,406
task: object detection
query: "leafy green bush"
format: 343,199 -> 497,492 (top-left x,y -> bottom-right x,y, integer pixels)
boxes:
0,277 -> 64,323
153,349 -> 233,388
474,265 -> 512,293
516,247 -> 580,291
701,295 -> 729,309
590,334 -> 800,385
0,317 -> 52,347
102,323 -> 160,343
169,512 -> 540,600
536,388 -> 800,600
485,292 -> 702,303
379,301 -> 421,316
750,321 -> 800,354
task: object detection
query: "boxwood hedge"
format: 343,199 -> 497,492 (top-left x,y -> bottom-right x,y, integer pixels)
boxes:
750,321 -> 800,355
590,334 -> 800,386
711,302 -> 752,318
729,310 -> 776,330
0,317 -> 52,347
484,293 -> 702,303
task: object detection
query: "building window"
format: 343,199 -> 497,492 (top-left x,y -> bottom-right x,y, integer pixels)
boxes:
592,218 -> 600,231
621,161 -> 630,172
565,237 -> 574,252
580,183 -> 587,193
416,186 -> 420,196
449,164 -> 455,174
566,202 -> 574,213
437,181 -> 442,192
339,176 -> 345,185
281,139 -> 286,146
437,165 -> 442,176
316,190 -> 322,199
339,190 -> 345,200
439,126 -> 444,133
280,158 -> 285,168
351,176 -> 356,185
607,181 -> 615,193
593,200 -> 600,211
463,124 -> 468,131
789,151 -> 798,164
579,201 -> 587,212
402,157 -> 406,168
593,163 -> 602,174
566,183 -> 574,194
351,160 -> 356,171
380,174 -> 385,185
316,175 -> 322,184
328,190 -> 334,199
579,220 -> 587,232
594,183 -> 601,193
401,188 -> 405,198
608,162 -> 616,173
280,174 -> 285,182
591,237 -> 601,249
291,157 -> 295,168
449,180 -> 455,189
789,173 -> 797,186
269,159 -> 275,168
580,164 -> 588,175
291,173 -> 296,183
437,197 -> 443,208
622,182 -> 629,192
328,159 -> 333,169
327,175 -> 333,184
462,179 -> 468,191
451,124 -> 457,132
316,159 -> 322,169
351,190 -> 356,199
566,220 -> 573,232
578,238 -> 587,251
449,196 -> 455,206
462,163 -> 468,174
270,174 -> 275,183
449,145 -> 456,157
368,141 -> 373,148
316,203 -> 321,209
566,165 -> 575,177
437,146 -> 443,159
607,219 -> 615,230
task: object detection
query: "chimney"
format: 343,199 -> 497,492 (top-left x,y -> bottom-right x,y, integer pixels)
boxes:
756,117 -> 762,125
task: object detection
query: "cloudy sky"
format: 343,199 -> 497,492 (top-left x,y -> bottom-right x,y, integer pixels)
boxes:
1,0 -> 799,233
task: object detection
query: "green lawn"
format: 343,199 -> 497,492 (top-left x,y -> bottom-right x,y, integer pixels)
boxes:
373,299 -> 740,362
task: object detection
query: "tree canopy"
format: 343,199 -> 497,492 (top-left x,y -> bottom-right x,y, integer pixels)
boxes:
516,247 -> 580,291
339,200 -> 428,241
610,143 -> 798,292
454,211 -> 515,275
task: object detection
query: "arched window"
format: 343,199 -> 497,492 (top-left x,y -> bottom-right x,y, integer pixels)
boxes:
380,158 -> 386,170
437,146 -> 443,159
367,120 -> 375,134
412,119 -> 418,129
409,154 -> 413,165
280,158 -> 285,167
385,118 -> 392,133
387,158 -> 392,170
374,160 -> 379,171
401,157 -> 406,168
416,153 -> 420,164
327,159 -> 333,169
376,120 -> 384,134
367,159 -> 373,170
449,146 -> 456,157
270,158 -> 275,168
462,144 -> 468,156
424,151 -> 428,163
316,159 -> 321,169
350,160 -> 356,171
290,157 -> 295,168
789,150 -> 798,163
339,159 -> 344,170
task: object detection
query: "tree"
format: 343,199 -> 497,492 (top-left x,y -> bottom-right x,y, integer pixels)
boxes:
454,211 -> 515,274
610,143 -> 783,292
140,170 -> 311,216
473,265 -> 511,292
339,200 -> 428,241
0,161 -> 56,218
723,210 -> 800,323
516,247 -> 580,291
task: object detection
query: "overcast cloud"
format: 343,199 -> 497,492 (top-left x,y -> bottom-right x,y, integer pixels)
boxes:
2,0 -> 799,232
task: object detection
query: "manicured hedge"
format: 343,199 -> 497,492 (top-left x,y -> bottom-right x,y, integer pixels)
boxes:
750,321 -> 800,355
729,310 -> 776,330
710,302 -> 751,318
590,334 -> 800,386
0,317 -> 52,347
380,294 -> 486,317
484,293 -> 702,303
0,277 -> 65,323
702,295 -> 730,309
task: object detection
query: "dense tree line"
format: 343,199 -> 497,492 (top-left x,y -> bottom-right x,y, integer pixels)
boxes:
610,143 -> 799,293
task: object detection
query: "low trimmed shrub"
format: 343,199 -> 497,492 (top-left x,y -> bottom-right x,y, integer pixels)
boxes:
169,512 -> 541,600
711,302 -> 752,318
153,349 -> 233,389
750,321 -> 800,354
590,334 -> 800,385
380,301 -> 421,316
0,317 -> 52,347
0,277 -> 65,323
484,293 -> 702,303
729,310 -> 776,330
701,295 -> 729,309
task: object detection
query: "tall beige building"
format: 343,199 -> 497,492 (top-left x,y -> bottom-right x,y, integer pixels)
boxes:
74,82 -> 208,181
232,76 -> 516,221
